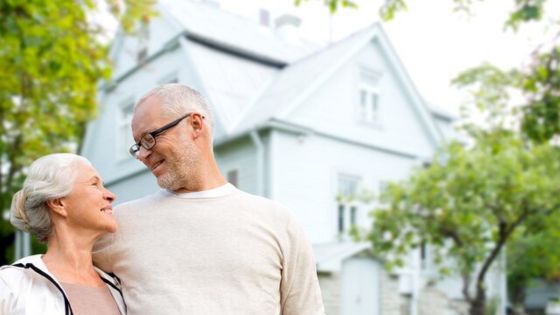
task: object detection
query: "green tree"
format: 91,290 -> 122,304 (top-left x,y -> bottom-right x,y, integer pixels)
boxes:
0,0 -> 154,264
507,211 -> 560,315
383,0 -> 560,143
368,131 -> 560,315
376,1 -> 560,313
452,50 -> 560,315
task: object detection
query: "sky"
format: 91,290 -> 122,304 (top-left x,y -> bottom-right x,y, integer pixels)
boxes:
221,0 -> 558,114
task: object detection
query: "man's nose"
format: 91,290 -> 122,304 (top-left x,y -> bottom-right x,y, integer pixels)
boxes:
137,145 -> 152,162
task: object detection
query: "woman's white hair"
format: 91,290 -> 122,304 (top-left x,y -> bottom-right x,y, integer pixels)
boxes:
135,83 -> 214,131
10,153 -> 91,242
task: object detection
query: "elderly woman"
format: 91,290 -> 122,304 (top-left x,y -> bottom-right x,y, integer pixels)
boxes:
0,153 -> 125,314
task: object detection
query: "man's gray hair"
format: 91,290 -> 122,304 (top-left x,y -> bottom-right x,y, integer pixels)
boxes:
10,153 -> 91,242
135,84 -> 214,131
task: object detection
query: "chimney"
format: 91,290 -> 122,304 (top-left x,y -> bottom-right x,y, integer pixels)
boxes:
274,13 -> 302,42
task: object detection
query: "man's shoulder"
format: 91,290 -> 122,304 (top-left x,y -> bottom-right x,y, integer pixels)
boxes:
231,189 -> 295,220
232,188 -> 283,207
114,190 -> 167,212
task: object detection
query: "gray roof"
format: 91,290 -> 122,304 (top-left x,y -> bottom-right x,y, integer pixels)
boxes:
231,25 -> 378,134
161,0 -> 318,64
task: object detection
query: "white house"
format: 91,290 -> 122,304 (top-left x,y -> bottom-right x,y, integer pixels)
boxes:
81,1 -> 506,314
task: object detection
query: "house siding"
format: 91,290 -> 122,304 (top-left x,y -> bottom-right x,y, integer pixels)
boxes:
289,40 -> 436,160
215,136 -> 259,195
269,129 -> 419,244
319,273 -> 342,315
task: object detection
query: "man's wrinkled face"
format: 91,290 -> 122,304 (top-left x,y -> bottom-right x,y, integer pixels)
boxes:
131,97 -> 199,191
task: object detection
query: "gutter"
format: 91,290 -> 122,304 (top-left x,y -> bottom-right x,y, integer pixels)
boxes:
250,130 -> 265,197
215,119 -> 418,160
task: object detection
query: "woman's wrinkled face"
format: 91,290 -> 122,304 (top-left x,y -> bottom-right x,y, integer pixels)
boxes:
62,162 -> 117,235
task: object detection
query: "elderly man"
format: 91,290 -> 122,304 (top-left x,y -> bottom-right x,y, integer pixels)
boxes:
94,84 -> 325,314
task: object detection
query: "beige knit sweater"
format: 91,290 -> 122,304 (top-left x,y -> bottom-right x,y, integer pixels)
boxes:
93,184 -> 325,315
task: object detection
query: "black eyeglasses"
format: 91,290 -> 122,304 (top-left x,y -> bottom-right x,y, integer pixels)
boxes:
129,113 -> 203,157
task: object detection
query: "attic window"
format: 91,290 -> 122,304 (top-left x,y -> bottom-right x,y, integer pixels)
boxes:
357,66 -> 382,125
358,85 -> 380,124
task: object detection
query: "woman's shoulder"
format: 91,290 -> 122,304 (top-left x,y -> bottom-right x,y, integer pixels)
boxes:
0,255 -> 44,286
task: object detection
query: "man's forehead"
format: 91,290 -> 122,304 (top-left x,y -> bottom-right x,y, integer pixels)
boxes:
131,98 -> 166,133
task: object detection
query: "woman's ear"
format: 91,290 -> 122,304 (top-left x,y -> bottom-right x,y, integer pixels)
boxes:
47,198 -> 68,217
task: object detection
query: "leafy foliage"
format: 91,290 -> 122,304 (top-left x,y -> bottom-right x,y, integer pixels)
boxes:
0,0 -> 154,264
507,211 -> 560,311
294,0 -> 357,14
520,42 -> 560,143
368,132 -> 560,315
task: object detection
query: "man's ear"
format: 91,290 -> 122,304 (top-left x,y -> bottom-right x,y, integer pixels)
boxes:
47,198 -> 68,217
190,113 -> 205,139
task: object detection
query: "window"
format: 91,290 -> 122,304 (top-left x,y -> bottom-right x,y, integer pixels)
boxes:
337,174 -> 360,234
357,66 -> 382,125
118,102 -> 135,160
420,240 -> 427,269
358,85 -> 380,124
378,180 -> 389,195
338,175 -> 359,197
350,206 -> 357,226
227,169 -> 238,187
338,204 -> 345,233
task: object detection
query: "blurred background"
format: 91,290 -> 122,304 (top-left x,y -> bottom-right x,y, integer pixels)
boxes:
1,1 -> 560,315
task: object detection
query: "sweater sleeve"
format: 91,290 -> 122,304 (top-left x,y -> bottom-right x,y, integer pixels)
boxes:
279,213 -> 326,315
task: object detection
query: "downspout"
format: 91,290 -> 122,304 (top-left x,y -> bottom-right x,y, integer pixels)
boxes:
14,230 -> 31,260
250,130 -> 264,197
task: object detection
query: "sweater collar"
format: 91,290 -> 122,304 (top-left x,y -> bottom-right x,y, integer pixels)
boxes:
164,183 -> 236,199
